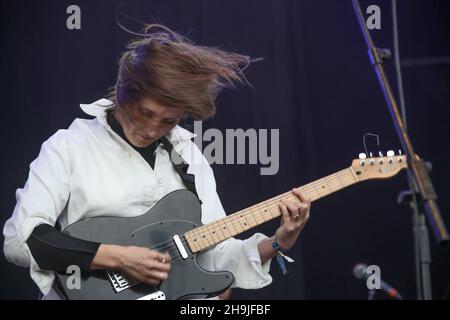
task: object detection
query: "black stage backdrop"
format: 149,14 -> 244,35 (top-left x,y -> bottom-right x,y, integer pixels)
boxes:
1,0 -> 449,300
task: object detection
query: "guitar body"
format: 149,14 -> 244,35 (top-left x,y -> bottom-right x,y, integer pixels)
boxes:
55,190 -> 234,300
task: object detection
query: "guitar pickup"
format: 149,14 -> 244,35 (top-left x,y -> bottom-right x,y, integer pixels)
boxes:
173,234 -> 189,260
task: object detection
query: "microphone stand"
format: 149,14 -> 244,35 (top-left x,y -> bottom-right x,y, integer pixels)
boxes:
351,0 -> 449,300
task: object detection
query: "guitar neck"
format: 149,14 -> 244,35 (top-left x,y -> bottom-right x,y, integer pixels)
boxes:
184,167 -> 360,253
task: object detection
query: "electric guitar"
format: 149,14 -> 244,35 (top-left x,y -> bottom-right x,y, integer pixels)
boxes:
55,151 -> 407,299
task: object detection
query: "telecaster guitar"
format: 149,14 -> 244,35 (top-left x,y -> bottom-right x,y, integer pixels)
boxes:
55,151 -> 407,299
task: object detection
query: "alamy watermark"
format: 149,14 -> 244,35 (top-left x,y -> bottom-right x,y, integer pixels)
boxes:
366,5 -> 381,30
66,265 -> 81,290
365,264 -> 381,290
66,5 -> 81,30
168,121 -> 280,176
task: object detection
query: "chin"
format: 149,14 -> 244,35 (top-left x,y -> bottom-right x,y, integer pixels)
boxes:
134,136 -> 156,147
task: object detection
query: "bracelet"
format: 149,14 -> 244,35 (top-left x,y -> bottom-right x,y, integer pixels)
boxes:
271,237 -> 295,275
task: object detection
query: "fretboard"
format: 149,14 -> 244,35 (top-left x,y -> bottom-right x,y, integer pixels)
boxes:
184,167 -> 359,253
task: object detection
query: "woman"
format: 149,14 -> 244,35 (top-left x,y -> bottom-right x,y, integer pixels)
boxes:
3,24 -> 310,299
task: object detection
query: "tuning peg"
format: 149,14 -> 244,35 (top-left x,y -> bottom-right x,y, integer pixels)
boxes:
379,151 -> 384,157
369,152 -> 373,158
398,149 -> 402,155
387,150 -> 395,163
359,153 -> 366,166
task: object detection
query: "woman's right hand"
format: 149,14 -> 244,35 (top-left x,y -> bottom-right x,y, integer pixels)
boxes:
91,244 -> 171,286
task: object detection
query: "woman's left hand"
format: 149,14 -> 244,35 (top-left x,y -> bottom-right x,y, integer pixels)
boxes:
274,188 -> 311,251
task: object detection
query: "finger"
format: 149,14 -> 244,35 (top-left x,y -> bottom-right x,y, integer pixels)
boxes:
145,269 -> 169,281
302,203 -> 311,221
141,276 -> 162,286
296,203 -> 310,225
301,202 -> 312,217
279,201 -> 296,231
148,251 -> 172,265
278,202 -> 291,224
149,250 -> 166,261
164,252 -> 172,263
285,201 -> 300,215
149,261 -> 171,273
161,252 -> 171,263
287,200 -> 308,225
292,188 -> 310,204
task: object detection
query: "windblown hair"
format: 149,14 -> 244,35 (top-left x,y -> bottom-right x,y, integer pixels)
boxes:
107,24 -> 252,120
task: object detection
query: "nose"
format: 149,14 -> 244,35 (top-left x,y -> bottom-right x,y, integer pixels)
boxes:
148,131 -> 159,140
144,123 -> 162,140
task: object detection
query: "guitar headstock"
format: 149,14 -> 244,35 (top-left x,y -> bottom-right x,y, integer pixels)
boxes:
351,150 -> 407,182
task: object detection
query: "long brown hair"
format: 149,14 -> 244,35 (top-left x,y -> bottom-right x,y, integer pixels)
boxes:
107,24 -> 252,120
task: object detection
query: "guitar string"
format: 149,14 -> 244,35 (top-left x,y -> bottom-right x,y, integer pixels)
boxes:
129,160 -> 399,254
119,164 -> 401,276
146,170 -> 358,255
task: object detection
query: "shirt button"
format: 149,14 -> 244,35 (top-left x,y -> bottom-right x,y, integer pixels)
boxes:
157,177 -> 164,184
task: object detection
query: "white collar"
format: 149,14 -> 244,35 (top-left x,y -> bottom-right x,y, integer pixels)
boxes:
79,98 -> 196,144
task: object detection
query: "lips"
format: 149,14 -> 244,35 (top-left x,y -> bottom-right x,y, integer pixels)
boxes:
137,133 -> 152,140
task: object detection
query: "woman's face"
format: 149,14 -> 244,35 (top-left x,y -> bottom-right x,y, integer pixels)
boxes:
115,96 -> 184,148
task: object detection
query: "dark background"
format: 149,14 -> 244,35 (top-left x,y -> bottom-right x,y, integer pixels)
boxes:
1,0 -> 449,300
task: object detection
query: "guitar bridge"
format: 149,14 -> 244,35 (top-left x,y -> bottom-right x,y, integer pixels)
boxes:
107,270 -> 136,293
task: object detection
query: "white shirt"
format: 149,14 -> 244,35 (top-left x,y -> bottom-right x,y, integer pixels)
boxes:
3,98 -> 272,298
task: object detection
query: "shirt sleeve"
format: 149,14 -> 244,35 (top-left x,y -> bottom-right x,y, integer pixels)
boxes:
3,130 -> 73,295
197,192 -> 273,290
27,224 -> 100,272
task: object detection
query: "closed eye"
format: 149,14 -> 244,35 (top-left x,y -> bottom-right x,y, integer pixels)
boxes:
162,119 -> 179,125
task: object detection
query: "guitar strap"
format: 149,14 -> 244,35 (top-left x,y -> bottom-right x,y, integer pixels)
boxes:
160,136 -> 202,204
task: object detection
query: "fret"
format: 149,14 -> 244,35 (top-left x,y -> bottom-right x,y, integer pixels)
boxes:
258,204 -> 271,221
214,219 -> 227,241
324,177 -> 333,193
270,201 -> 281,218
348,168 -> 359,182
336,171 -> 345,187
208,223 -> 220,243
222,218 -> 237,238
247,208 -> 258,227
302,187 -> 310,201
184,163 -> 379,253
199,226 -> 211,245
269,201 -> 280,218
315,180 -> 326,196
198,227 -> 212,247
216,219 -> 229,240
253,207 -> 265,224
303,185 -> 314,201
184,233 -> 197,252
268,205 -> 277,219
205,225 -> 217,245
219,219 -> 232,238
230,214 -> 244,233
262,202 -> 276,218
192,229 -> 207,249
239,212 -> 252,230
313,182 -> 322,198
237,213 -> 250,231
226,219 -> 238,235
